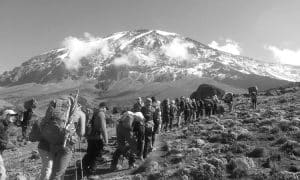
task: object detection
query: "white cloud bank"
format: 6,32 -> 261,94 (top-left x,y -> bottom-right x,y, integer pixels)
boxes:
265,45 -> 300,66
208,39 -> 242,55
162,38 -> 194,59
61,32 -> 111,70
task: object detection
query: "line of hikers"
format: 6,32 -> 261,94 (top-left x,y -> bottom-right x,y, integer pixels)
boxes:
0,88 -> 258,179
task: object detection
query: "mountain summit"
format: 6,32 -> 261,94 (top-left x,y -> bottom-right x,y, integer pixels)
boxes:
1,29 -> 299,89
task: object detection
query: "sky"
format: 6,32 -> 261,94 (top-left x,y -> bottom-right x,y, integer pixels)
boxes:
1,0 -> 300,73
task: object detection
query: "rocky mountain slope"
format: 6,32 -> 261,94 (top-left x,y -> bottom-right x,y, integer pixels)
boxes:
1,29 -> 299,90
4,88 -> 300,180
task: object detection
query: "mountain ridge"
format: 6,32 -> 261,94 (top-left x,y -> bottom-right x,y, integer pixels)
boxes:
1,29 -> 299,90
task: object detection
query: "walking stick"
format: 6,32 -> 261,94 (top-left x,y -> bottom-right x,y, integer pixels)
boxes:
79,137 -> 84,179
74,144 -> 78,180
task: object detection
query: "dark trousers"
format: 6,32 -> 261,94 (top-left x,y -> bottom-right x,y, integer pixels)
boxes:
21,125 -> 28,140
252,99 -> 257,109
143,128 -> 152,159
111,125 -> 138,168
184,110 -> 190,123
162,115 -> 169,131
82,139 -> 103,173
135,125 -> 145,158
152,122 -> 159,147
205,107 -> 212,117
169,116 -> 175,130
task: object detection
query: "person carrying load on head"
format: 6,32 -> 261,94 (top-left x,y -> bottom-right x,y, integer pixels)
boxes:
110,111 -> 145,171
82,102 -> 108,176
0,109 -> 19,180
38,92 -> 86,180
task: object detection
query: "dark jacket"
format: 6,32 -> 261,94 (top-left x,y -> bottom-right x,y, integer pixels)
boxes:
22,109 -> 33,127
87,109 -> 108,143
0,120 -> 9,153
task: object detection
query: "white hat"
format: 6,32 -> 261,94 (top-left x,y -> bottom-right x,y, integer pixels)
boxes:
2,109 -> 17,116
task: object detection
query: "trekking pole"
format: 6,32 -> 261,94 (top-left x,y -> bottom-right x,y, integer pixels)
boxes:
79,137 -> 84,179
74,144 -> 78,180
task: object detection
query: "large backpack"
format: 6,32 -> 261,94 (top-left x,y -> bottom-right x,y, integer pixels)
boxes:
40,96 -> 78,145
24,99 -> 37,110
119,111 -> 144,130
224,92 -> 233,103
248,86 -> 258,95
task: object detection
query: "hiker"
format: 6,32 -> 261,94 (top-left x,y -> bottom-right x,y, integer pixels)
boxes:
191,99 -> 197,122
82,102 -> 108,176
141,98 -> 155,158
161,98 -> 170,131
251,92 -> 257,110
212,95 -> 220,115
175,98 -> 181,127
21,98 -> 37,140
169,100 -> 177,130
196,99 -> 204,119
223,92 -> 234,112
111,111 -> 144,170
184,98 -> 192,124
38,95 -> 86,180
0,109 -> 18,180
204,98 -> 213,117
132,97 -> 144,112
152,99 -> 161,150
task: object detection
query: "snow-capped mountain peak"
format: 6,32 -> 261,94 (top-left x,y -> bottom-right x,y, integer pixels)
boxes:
0,29 -> 299,90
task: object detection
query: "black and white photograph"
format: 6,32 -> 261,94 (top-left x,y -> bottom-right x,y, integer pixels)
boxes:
0,0 -> 300,179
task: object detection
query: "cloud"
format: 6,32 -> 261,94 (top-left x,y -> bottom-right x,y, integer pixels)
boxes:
265,45 -> 300,66
208,39 -> 242,55
61,32 -> 111,70
162,38 -> 194,59
112,51 -> 156,66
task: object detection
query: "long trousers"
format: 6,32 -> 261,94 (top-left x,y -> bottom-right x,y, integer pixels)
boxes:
111,125 -> 137,167
82,139 -> 104,173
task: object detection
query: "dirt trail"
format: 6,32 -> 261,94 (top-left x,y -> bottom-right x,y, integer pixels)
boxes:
62,132 -> 168,180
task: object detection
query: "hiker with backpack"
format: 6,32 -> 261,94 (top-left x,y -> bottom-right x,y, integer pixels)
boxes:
111,111 -> 145,170
132,97 -> 144,112
223,92 -> 234,112
21,98 -> 37,141
204,98 -> 213,117
37,94 -> 86,180
184,98 -> 192,124
175,98 -> 181,127
141,98 -> 155,158
191,99 -> 197,122
0,109 -> 19,180
251,92 -> 257,110
152,98 -> 161,151
169,100 -> 178,130
82,102 -> 108,176
196,99 -> 204,119
212,95 -> 220,115
161,98 -> 170,132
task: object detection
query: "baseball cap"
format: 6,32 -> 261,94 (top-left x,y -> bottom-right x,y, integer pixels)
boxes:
99,102 -> 108,109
